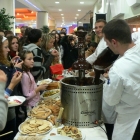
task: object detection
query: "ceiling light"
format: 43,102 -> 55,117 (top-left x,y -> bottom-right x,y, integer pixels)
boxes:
133,28 -> 136,31
80,2 -> 84,4
55,2 -> 59,4
59,9 -> 62,11
78,9 -> 81,11
61,14 -> 64,15
62,17 -> 64,18
76,14 -> 79,16
75,17 -> 77,19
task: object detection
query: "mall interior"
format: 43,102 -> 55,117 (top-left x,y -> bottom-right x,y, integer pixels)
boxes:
0,0 -> 140,34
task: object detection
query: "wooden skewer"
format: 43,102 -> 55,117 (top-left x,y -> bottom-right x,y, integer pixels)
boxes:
56,107 -> 64,127
0,131 -> 13,137
9,56 -> 17,71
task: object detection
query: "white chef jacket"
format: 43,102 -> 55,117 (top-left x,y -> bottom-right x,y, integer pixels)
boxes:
131,31 -> 140,44
86,37 -> 108,65
103,43 -> 140,140
86,37 -> 117,124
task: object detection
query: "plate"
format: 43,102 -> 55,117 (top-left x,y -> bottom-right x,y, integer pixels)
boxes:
8,96 -> 26,107
43,136 -> 73,140
41,89 -> 60,100
37,78 -> 52,85
18,119 -> 53,135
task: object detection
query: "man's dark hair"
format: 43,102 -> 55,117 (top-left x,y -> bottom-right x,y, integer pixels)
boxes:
77,26 -> 85,31
95,19 -> 107,25
4,30 -> 14,37
102,19 -> 132,44
90,42 -> 98,48
61,28 -> 67,32
27,29 -> 42,43
60,31 -> 66,36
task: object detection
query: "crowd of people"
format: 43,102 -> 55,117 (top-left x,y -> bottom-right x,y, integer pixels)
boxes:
0,24 -> 98,140
0,18 -> 140,140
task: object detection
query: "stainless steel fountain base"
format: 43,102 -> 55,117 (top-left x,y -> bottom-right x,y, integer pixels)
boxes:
61,77 -> 104,128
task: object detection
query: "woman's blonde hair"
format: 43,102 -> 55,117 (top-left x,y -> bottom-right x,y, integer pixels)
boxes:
41,33 -> 54,51
0,35 -> 10,66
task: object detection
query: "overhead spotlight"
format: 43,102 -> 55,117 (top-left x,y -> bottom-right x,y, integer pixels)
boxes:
80,2 -> 84,4
78,9 -> 81,11
59,9 -> 62,11
61,14 -> 64,16
55,2 -> 59,4
76,14 -> 79,16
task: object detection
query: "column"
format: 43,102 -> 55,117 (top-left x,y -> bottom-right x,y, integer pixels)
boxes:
37,11 -> 48,29
0,0 -> 15,34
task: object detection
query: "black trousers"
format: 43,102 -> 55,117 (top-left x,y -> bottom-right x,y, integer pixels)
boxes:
132,119 -> 140,140
105,119 -> 140,140
0,118 -> 16,140
104,123 -> 114,140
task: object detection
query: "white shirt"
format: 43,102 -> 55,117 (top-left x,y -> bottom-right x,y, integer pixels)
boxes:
86,38 -> 108,65
103,43 -> 140,115
131,31 -> 140,44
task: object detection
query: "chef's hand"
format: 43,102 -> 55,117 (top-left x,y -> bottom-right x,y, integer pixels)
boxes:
103,71 -> 109,79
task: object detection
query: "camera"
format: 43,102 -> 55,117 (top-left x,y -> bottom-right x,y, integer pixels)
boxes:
68,36 -> 74,41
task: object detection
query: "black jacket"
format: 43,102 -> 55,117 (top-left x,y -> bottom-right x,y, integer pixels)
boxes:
41,47 -> 54,79
60,36 -> 78,69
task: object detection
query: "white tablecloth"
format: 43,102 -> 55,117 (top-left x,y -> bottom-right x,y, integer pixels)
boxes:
14,124 -> 108,140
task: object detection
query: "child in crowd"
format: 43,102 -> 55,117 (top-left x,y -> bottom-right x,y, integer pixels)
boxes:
85,42 -> 98,58
20,50 -> 48,111
51,52 -> 62,80
52,52 -> 60,65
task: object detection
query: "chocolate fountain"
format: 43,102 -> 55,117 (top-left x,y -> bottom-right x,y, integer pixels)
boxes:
61,32 -> 104,128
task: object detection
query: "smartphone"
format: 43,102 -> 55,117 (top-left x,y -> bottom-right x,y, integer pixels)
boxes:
15,58 -> 22,63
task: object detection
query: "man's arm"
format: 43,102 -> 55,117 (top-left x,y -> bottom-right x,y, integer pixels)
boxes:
86,38 -> 108,65
103,68 -> 123,106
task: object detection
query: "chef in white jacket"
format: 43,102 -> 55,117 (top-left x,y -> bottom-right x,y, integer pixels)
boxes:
86,19 -> 117,140
86,19 -> 107,65
131,31 -> 140,44
102,19 -> 140,140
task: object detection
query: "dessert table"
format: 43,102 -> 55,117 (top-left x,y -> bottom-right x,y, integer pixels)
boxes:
14,124 -> 108,140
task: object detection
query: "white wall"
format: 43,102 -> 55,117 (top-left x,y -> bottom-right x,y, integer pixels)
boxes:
93,0 -> 140,23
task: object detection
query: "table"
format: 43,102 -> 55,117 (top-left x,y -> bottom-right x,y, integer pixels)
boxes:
14,124 -> 108,140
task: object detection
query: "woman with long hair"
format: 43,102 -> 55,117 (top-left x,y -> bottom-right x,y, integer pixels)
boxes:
41,33 -> 58,78
0,35 -> 23,140
7,36 -> 19,58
